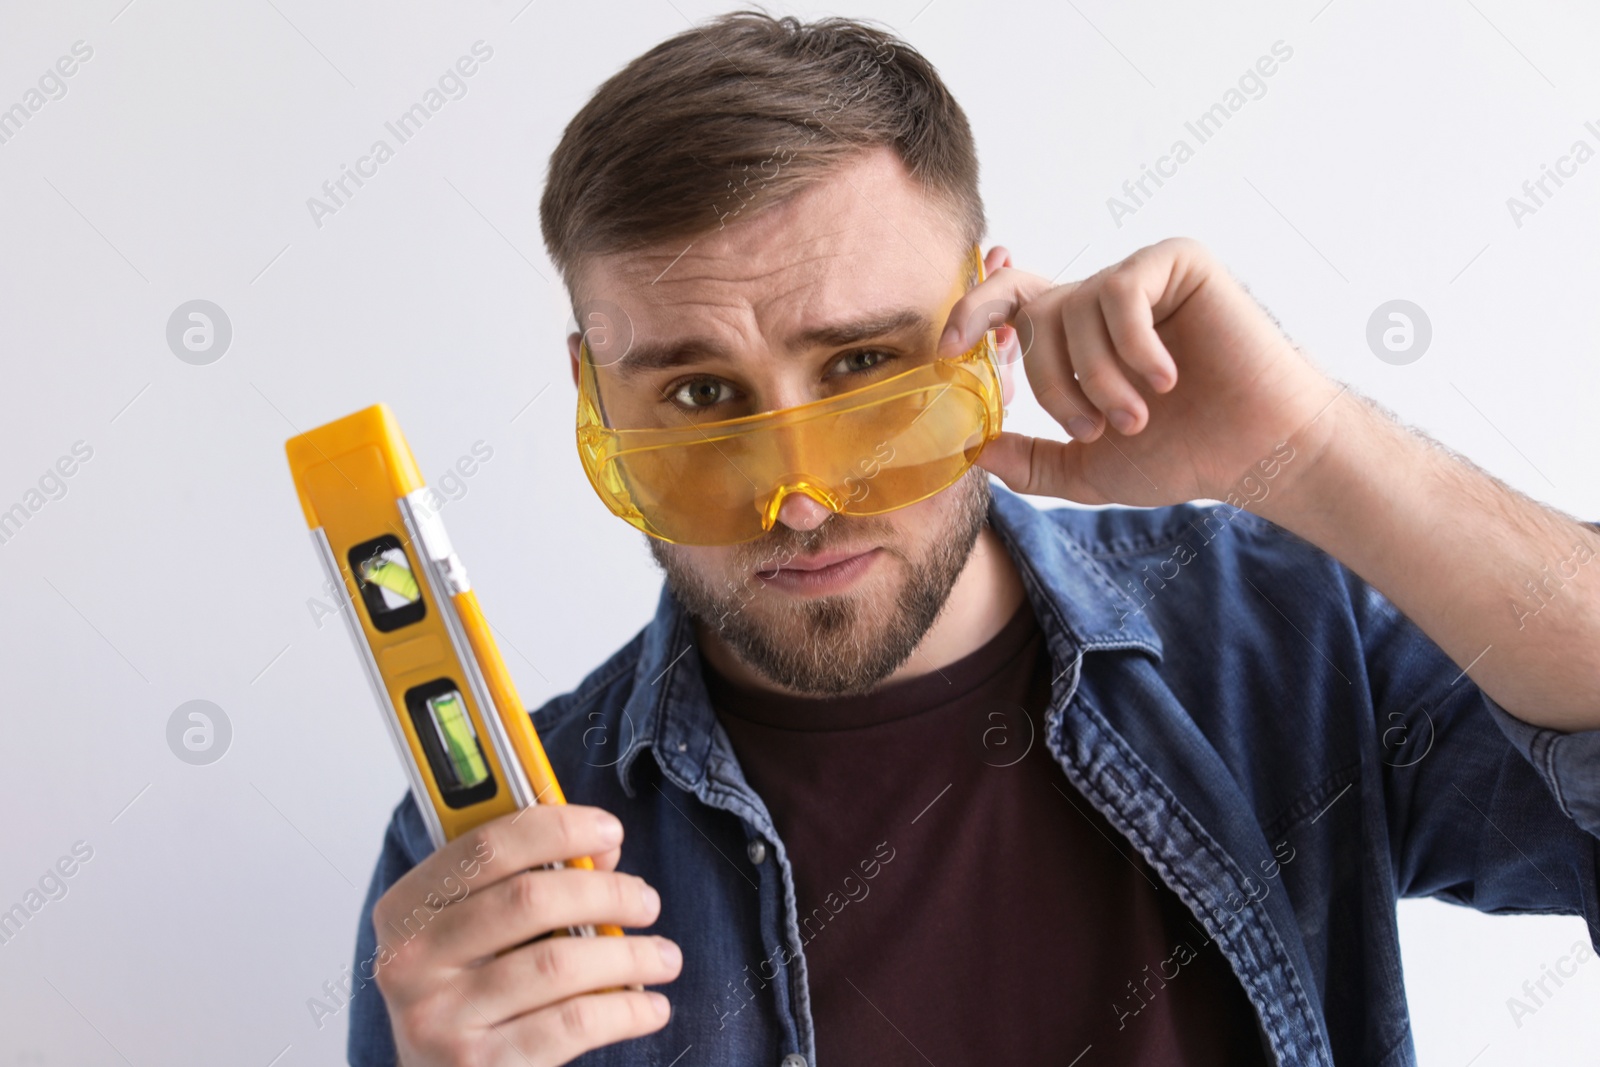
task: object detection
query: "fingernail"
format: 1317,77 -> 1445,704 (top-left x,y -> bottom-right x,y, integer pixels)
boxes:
649,991 -> 671,1019
1108,409 -> 1136,433
939,323 -> 962,353
657,938 -> 681,968
641,883 -> 660,916
596,814 -> 623,846
1066,416 -> 1096,439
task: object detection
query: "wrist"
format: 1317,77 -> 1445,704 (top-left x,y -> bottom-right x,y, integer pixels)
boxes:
1244,384 -> 1389,535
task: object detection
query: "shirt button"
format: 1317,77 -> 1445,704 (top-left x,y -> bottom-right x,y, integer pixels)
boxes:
747,840 -> 768,865
780,1056 -> 807,1067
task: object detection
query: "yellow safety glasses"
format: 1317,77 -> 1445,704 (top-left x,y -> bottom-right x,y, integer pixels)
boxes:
574,245 -> 1004,546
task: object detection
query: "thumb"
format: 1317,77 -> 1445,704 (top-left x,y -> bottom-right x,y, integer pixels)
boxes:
976,431 -> 1101,503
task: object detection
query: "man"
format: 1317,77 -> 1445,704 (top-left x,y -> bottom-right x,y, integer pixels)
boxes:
348,11 -> 1600,1066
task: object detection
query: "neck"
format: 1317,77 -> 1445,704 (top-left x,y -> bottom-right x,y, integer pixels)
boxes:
696,523 -> 1027,697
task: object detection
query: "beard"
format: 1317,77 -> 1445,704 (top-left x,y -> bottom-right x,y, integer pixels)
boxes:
647,469 -> 993,696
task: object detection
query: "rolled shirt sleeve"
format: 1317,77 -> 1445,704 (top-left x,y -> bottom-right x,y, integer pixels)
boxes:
1482,694 -> 1600,844
1350,572 -> 1600,951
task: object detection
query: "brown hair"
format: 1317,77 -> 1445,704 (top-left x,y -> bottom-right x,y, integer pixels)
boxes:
538,8 -> 985,295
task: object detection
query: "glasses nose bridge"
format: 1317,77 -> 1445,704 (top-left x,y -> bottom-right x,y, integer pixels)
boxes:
760,479 -> 845,532
749,413 -> 846,531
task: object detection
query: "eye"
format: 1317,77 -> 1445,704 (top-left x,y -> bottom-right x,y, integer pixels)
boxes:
829,348 -> 896,377
667,376 -> 736,410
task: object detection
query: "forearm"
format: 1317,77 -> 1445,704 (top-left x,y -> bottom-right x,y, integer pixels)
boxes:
1253,388 -> 1600,731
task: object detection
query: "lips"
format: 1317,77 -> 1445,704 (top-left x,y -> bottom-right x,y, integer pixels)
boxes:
751,546 -> 882,594
774,548 -> 874,573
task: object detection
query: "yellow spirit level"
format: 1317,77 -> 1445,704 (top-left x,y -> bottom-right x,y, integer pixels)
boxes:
286,403 -> 619,940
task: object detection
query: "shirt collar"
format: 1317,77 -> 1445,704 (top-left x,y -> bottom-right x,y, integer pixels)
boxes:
612,482 -> 1163,795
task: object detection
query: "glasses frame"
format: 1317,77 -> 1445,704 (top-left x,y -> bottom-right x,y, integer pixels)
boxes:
574,244 -> 1003,544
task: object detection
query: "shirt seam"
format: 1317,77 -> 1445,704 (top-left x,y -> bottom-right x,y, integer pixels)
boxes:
1261,762 -> 1364,841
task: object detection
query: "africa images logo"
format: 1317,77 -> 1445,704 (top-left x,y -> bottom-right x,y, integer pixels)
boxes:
305,42 -> 494,229
1106,40 -> 1295,228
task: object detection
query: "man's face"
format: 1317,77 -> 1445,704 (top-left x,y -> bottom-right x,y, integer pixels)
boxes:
569,146 -> 996,696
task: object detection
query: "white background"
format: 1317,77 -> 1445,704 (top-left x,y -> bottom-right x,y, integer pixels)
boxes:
1,0 -> 1597,1063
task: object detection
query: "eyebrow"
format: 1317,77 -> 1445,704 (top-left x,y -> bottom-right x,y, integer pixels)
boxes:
612,308 -> 933,377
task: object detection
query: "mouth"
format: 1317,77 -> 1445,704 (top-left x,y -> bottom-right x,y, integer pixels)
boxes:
754,547 -> 882,595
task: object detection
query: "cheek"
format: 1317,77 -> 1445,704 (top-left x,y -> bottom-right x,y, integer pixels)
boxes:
671,543 -> 739,585
864,502 -> 934,560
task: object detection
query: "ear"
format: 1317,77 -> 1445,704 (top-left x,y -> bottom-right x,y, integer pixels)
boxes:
993,323 -> 1019,408
567,330 -> 582,389
983,243 -> 1017,407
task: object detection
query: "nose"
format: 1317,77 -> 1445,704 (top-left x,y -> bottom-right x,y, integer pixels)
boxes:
773,490 -> 834,532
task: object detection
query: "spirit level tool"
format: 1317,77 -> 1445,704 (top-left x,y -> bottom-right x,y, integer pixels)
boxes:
286,403 -> 621,941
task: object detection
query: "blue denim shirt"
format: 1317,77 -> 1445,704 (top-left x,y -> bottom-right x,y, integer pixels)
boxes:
348,483 -> 1600,1066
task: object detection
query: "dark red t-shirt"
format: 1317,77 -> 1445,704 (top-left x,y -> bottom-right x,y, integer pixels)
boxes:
705,598 -> 1270,1066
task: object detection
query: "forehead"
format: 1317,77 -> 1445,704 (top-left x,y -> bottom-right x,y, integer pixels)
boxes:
572,146 -> 969,342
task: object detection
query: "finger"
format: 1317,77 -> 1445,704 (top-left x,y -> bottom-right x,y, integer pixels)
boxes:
373,807 -> 627,986
1098,266 -> 1178,393
592,846 -> 622,873
380,805 -> 624,925
1141,235 -> 1215,321
975,432 -> 1107,504
495,989 -> 672,1067
428,866 -> 662,965
937,265 -> 1062,360
1060,295 -> 1147,435
460,934 -> 682,1022
1018,305 -> 1103,442
973,431 -> 1036,493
